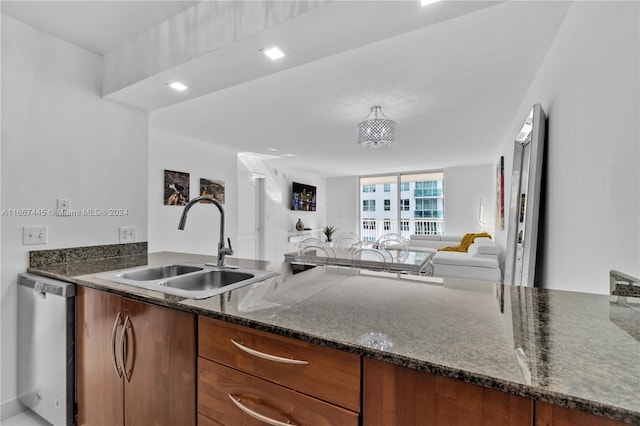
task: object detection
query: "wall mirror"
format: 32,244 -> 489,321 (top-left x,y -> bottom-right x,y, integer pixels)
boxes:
504,104 -> 546,287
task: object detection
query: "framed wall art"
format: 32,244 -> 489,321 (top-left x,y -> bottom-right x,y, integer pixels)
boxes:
200,178 -> 225,204
497,155 -> 505,230
164,169 -> 189,206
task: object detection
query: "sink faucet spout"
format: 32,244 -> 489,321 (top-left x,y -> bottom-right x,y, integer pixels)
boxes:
178,196 -> 233,266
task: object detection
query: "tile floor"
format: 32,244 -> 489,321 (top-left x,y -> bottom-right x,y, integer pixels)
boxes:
2,410 -> 51,426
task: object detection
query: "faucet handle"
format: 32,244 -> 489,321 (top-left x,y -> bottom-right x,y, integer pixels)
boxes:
226,237 -> 234,255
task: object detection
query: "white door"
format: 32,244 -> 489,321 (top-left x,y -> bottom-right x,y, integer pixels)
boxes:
236,177 -> 265,260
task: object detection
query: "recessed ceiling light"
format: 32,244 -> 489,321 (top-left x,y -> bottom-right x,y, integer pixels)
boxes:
267,148 -> 278,152
263,46 -> 286,61
168,81 -> 189,91
420,0 -> 440,6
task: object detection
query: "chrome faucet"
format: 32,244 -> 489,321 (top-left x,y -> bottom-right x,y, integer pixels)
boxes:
178,196 -> 233,266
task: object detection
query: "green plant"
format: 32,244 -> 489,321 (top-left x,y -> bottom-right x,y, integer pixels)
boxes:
323,225 -> 337,242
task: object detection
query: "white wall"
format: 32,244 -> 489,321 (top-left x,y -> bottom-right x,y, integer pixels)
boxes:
258,163 -> 326,261
444,165 -> 495,237
148,135 -> 328,263
147,128 -> 238,257
496,1 -> 639,294
326,176 -> 359,236
0,16 -> 148,417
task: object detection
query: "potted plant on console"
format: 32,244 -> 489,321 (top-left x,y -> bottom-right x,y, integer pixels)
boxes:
323,225 -> 336,244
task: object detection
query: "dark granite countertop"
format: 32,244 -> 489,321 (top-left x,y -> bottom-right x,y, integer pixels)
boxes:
28,251 -> 640,424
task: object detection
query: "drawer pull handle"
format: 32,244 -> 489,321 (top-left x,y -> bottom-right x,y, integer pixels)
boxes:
230,340 -> 308,365
228,394 -> 294,426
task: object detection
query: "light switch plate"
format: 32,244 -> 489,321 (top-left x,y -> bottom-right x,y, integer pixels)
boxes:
23,226 -> 48,245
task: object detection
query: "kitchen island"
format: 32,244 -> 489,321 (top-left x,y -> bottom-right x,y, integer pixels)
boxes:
28,250 -> 640,424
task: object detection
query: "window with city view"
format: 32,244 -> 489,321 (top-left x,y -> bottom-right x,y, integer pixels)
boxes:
362,199 -> 376,211
359,172 -> 444,241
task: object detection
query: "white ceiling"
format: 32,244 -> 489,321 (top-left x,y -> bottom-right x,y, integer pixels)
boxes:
1,1 -> 572,177
1,1 -> 199,54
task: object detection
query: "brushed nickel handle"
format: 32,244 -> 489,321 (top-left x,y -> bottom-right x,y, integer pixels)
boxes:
228,394 -> 294,426
230,340 -> 308,365
119,315 -> 133,382
111,312 -> 123,377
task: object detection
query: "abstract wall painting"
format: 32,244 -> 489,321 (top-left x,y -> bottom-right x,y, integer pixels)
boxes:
164,169 -> 190,206
497,156 -> 505,230
200,178 -> 225,204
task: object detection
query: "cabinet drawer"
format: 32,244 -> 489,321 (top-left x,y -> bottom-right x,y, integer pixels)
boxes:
199,317 -> 360,411
198,358 -> 359,426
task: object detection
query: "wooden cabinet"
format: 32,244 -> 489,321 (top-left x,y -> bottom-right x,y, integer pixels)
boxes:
198,316 -> 361,425
199,358 -> 359,425
76,286 -> 196,426
363,358 -> 533,426
364,358 -> 630,426
535,401 -> 628,426
76,288 -> 627,426
76,287 -> 124,426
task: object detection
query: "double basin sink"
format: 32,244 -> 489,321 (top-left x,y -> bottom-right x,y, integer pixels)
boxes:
96,263 -> 279,299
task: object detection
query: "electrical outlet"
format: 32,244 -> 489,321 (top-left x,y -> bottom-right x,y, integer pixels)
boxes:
57,199 -> 71,216
119,226 -> 136,243
23,226 -> 48,245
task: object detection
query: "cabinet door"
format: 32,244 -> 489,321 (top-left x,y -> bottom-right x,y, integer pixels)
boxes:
77,286 -> 124,426
363,358 -> 532,426
535,401 -> 627,426
123,298 -> 196,426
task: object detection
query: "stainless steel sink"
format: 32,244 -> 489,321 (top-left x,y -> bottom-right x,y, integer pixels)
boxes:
162,270 -> 253,291
95,263 -> 279,299
120,264 -> 203,281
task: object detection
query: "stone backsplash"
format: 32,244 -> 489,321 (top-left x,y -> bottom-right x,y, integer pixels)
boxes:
29,242 -> 147,268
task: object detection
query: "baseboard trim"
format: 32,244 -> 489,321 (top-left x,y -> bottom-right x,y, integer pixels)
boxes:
0,397 -> 26,421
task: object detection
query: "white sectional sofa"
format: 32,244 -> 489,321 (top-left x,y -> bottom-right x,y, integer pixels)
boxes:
408,235 -> 466,252
408,234 -> 502,282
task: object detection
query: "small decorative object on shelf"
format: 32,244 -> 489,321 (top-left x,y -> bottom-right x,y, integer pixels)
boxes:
295,218 -> 304,231
323,225 -> 336,242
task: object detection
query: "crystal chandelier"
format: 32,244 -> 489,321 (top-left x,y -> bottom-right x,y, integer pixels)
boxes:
357,106 -> 396,149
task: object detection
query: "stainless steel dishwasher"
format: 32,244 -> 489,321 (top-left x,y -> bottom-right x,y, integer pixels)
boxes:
18,273 -> 75,426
